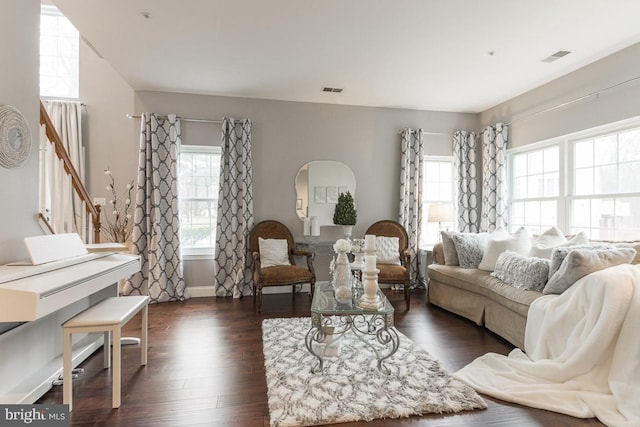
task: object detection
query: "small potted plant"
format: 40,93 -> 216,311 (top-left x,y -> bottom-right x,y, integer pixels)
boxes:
333,191 -> 357,238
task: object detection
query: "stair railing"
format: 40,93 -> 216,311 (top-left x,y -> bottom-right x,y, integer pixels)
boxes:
39,101 -> 101,243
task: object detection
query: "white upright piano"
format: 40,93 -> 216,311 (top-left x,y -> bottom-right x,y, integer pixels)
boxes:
0,234 -> 140,404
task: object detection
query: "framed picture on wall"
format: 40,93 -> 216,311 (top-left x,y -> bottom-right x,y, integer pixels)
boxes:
314,186 -> 326,204
326,186 -> 338,204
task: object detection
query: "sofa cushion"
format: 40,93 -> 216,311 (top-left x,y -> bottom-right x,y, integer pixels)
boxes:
491,250 -> 550,292
478,227 -> 530,271
528,226 -> 567,259
451,232 -> 489,268
441,231 -> 459,265
548,243 -> 613,279
543,247 -> 636,295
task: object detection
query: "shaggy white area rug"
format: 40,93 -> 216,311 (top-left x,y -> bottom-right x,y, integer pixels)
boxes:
263,317 -> 486,427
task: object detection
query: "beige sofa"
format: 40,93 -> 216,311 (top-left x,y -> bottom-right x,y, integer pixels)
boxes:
426,240 -> 640,350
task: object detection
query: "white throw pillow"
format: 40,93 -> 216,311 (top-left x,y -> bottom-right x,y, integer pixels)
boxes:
529,226 -> 567,259
375,236 -> 401,265
258,238 -> 291,267
478,227 -> 531,271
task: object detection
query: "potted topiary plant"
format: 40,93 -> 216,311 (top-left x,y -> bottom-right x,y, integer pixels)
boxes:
333,191 -> 357,237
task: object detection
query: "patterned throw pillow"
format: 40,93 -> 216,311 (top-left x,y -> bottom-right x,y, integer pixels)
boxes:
375,236 -> 401,265
450,232 -> 489,269
258,238 -> 291,267
543,247 -> 637,295
491,250 -> 550,292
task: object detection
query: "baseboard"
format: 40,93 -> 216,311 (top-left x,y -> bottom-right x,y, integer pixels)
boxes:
187,283 -> 313,298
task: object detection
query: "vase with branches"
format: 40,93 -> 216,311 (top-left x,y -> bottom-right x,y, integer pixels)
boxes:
103,167 -> 134,243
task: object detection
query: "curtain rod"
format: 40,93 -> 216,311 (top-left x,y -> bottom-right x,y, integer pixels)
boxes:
398,129 -> 450,136
508,75 -> 640,125
126,114 -> 250,124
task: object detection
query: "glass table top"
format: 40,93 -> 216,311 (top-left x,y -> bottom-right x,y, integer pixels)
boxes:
310,282 -> 394,315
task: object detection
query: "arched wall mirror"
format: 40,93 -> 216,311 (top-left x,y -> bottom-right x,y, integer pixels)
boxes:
295,161 -> 356,226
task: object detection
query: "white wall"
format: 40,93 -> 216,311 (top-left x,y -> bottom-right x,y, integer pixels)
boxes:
480,42 -> 640,148
0,0 -> 42,265
132,91 -> 477,286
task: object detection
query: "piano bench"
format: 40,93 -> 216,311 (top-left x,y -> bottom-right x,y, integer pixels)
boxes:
62,295 -> 149,411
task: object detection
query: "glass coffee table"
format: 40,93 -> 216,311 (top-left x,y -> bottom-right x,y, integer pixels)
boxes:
305,282 -> 399,374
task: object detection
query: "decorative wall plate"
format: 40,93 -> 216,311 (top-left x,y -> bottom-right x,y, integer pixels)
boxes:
0,105 -> 32,168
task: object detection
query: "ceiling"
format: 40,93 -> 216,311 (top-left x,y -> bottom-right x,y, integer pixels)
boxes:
54,0 -> 640,113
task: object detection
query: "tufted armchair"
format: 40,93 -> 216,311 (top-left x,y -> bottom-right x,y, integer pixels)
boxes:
365,220 -> 412,310
249,220 -> 316,312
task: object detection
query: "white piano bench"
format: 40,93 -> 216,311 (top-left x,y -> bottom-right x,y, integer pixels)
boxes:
62,295 -> 149,411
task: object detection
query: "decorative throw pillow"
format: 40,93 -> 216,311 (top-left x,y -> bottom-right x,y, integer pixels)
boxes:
375,236 -> 401,265
441,231 -> 459,265
543,247 -> 637,295
528,226 -> 567,259
491,250 -> 550,292
450,232 -> 489,269
548,243 -> 613,279
478,227 -> 530,271
258,238 -> 291,267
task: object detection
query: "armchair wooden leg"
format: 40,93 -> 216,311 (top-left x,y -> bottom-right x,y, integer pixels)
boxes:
257,288 -> 263,313
405,282 -> 411,311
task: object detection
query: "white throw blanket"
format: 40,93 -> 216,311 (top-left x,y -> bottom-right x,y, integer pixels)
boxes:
455,263 -> 640,427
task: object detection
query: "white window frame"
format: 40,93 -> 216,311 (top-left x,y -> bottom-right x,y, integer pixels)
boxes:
507,116 -> 640,239
422,155 -> 455,248
178,145 -> 222,260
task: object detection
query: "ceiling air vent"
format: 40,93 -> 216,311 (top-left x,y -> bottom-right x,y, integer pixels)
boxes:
542,50 -> 572,63
322,87 -> 343,93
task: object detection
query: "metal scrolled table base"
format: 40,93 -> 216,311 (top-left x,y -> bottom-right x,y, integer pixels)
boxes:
305,313 -> 400,374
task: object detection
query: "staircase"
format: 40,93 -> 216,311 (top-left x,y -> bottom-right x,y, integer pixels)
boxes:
39,101 -> 101,243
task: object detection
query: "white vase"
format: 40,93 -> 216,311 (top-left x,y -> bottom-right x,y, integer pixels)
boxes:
332,251 -> 352,303
341,225 -> 353,238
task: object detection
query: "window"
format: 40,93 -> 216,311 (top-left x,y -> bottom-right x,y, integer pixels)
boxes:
508,145 -> 560,235
422,156 -> 454,247
568,128 -> 640,240
507,119 -> 640,240
40,5 -> 79,99
178,146 -> 221,257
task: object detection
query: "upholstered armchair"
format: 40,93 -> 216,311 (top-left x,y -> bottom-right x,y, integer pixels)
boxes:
365,220 -> 412,310
249,220 -> 316,312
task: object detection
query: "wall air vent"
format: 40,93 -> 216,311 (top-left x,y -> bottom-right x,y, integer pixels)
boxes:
542,50 -> 572,63
322,87 -> 343,93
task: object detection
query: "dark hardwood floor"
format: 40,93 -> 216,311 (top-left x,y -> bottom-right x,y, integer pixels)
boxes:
38,288 -> 605,427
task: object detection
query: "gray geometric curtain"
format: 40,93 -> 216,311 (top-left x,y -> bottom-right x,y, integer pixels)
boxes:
480,123 -> 509,232
399,128 -> 424,287
214,118 -> 254,298
122,113 -> 188,303
453,130 -> 479,232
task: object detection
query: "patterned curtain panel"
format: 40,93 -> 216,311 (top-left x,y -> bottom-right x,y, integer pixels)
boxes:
453,130 -> 479,232
399,128 -> 424,287
480,123 -> 509,232
40,101 -> 85,239
122,113 -> 187,303
214,118 -> 254,298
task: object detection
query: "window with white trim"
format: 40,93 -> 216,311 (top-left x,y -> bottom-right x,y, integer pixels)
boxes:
422,156 -> 454,247
40,5 -> 79,99
508,145 -> 560,235
178,145 -> 221,257
568,128 -> 640,240
507,119 -> 640,240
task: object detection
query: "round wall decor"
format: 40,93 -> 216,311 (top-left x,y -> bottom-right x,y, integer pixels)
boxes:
0,105 -> 32,168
